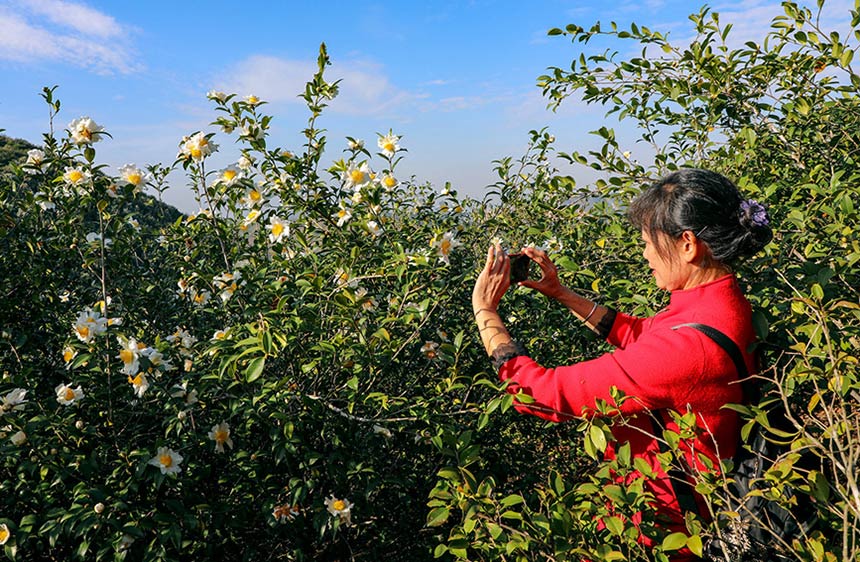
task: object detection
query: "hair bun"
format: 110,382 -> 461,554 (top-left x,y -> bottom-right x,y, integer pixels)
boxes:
738,199 -> 773,255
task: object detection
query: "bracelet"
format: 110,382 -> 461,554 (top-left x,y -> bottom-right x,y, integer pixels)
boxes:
582,302 -> 599,323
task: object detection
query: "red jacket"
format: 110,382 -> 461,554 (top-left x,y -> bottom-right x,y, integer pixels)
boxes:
499,275 -> 755,556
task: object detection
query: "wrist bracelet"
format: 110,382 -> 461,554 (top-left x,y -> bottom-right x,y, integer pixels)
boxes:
582,302 -> 599,323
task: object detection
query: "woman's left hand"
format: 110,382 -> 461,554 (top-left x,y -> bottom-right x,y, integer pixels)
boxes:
472,243 -> 511,312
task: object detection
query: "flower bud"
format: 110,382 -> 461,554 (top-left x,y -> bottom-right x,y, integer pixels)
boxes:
94,502 -> 105,514
10,430 -> 27,445
75,420 -> 84,430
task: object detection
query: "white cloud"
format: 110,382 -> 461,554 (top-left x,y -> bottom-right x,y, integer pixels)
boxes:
22,0 -> 122,38
214,54 -> 418,116
0,1 -> 139,73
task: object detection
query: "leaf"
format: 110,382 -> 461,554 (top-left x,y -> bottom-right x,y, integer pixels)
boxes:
425,506 -> 450,527
245,356 -> 265,382
662,532 -> 688,551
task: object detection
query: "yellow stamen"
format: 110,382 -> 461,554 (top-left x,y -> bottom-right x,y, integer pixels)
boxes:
120,349 -> 135,365
160,454 -> 173,467
64,388 -> 76,401
332,500 -> 346,511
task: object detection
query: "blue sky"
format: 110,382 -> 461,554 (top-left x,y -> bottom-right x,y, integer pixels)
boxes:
0,0 -> 854,212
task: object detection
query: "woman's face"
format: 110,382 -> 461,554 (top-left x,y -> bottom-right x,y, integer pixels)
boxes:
641,230 -> 687,291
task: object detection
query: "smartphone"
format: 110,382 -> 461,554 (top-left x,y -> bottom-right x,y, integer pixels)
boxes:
509,253 -> 532,283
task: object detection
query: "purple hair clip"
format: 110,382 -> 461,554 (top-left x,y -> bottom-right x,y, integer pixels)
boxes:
739,199 -> 769,228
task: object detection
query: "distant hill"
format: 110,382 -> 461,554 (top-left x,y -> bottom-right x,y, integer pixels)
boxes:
0,134 -> 185,225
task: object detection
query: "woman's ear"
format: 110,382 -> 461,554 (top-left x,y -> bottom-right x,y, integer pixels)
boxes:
678,230 -> 700,263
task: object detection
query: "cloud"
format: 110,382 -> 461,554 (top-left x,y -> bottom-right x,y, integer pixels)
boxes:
214,55 -> 418,116
0,0 -> 139,73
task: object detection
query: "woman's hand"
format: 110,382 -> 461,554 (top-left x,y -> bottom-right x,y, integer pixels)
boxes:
518,247 -> 565,299
472,243 -> 511,312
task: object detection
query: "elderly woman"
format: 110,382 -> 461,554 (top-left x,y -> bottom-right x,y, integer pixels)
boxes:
472,169 -> 773,557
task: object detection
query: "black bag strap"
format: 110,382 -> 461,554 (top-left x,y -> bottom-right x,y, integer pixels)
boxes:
650,323 -> 750,515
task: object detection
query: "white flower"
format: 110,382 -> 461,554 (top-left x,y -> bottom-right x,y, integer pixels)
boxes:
25,148 -> 45,172
148,446 -> 183,475
118,164 -> 150,188
377,131 -> 400,157
214,271 -> 243,302
170,382 -> 198,405
381,174 -> 398,191
208,422 -> 234,453
431,232 -> 460,265
190,288 -> 211,307
372,424 -> 392,439
272,503 -> 299,522
117,337 -> 142,375
55,383 -> 84,406
63,166 -> 91,187
10,430 -> 26,446
244,94 -> 261,106
179,132 -> 218,161
347,138 -> 364,151
268,216 -> 289,244
324,495 -> 353,525
68,116 -> 104,144
242,188 -> 264,208
207,90 -> 227,102
35,192 -> 55,210
334,202 -> 352,227
366,220 -> 381,237
128,372 -> 149,398
217,166 -> 241,187
119,533 -> 135,551
237,155 -> 253,170
240,123 -> 264,140
0,523 -> 9,545
421,341 -> 439,358
73,307 -> 108,343
1,388 -> 27,413
342,162 -> 371,190
85,232 -> 113,248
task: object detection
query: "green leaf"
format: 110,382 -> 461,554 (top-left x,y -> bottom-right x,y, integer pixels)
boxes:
662,532 -> 688,551
426,507 -> 450,527
245,356 -> 265,382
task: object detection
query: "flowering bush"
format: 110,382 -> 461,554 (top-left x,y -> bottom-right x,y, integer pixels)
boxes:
1,4 -> 859,561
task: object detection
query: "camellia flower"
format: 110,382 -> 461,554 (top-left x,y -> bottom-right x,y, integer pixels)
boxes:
63,166 -> 92,188
421,341 -> 439,359
366,220 -> 381,237
324,495 -> 353,525
347,138 -> 364,151
167,327 -> 197,355
244,94 -> 261,106
117,337 -> 142,375
190,288 -> 211,307
216,166 -> 241,187
1,388 -> 28,413
128,372 -> 149,398
208,422 -> 234,453
55,383 -> 84,406
25,148 -> 45,173
272,503 -> 300,522
431,232 -> 460,265
342,162 -> 371,191
207,90 -> 227,102
118,163 -> 150,188
73,307 -> 108,343
148,446 -> 183,474
242,188 -> 264,208
213,271 -> 243,302
268,216 -> 289,244
179,132 -> 218,161
381,174 -> 398,191
0,523 -> 9,545
85,232 -> 113,248
63,345 -> 76,367
10,430 -> 27,446
237,155 -> 253,170
170,382 -> 198,405
377,131 -> 400,157
334,202 -> 352,227
68,116 -> 105,144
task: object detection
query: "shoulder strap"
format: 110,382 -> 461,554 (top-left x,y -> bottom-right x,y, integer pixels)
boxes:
652,322 -> 751,516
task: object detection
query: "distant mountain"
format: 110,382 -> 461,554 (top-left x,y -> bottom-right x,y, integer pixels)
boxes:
0,134 -> 184,225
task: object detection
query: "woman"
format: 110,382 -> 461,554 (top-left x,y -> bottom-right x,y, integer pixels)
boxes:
472,169 -> 773,557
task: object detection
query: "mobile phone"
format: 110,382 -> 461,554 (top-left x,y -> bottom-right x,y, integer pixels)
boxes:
509,253 -> 532,283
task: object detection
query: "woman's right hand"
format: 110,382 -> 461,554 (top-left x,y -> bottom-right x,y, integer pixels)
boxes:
518,247 -> 565,299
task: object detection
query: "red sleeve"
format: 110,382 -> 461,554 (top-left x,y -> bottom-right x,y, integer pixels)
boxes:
499,328 -> 707,422
606,311 -> 649,348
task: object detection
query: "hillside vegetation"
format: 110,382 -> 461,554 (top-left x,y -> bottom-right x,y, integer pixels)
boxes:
0,2 -> 857,561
